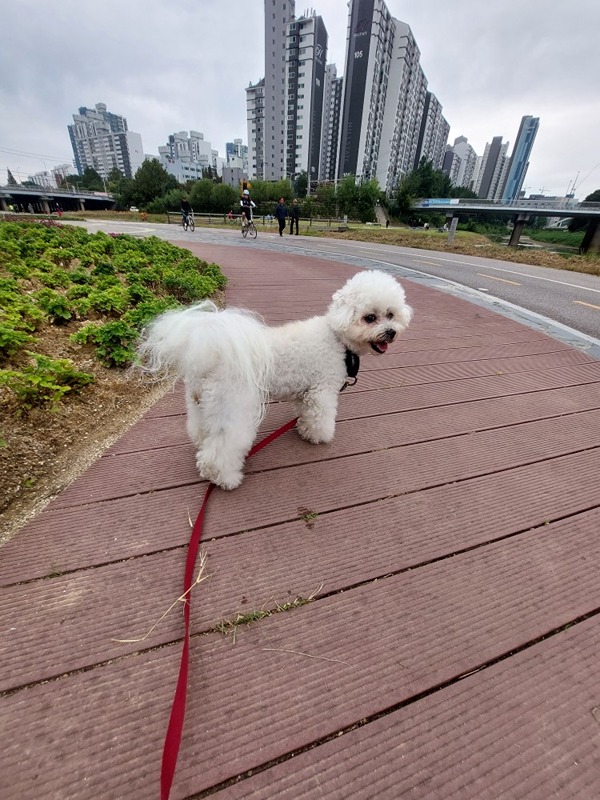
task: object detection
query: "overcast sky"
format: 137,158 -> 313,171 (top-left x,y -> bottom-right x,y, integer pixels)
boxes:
1,1 -> 599,198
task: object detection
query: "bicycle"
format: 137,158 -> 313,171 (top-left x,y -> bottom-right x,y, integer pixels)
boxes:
241,213 -> 257,239
182,211 -> 195,232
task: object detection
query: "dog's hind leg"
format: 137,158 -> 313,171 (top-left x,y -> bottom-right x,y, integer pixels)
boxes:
192,382 -> 263,490
296,388 -> 338,445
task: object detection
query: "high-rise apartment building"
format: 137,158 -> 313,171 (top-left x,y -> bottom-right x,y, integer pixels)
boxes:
248,0 -> 297,181
319,64 -> 343,181
246,79 -> 265,179
442,147 -> 462,186
68,103 -> 144,180
450,135 -> 478,189
338,1 -> 448,194
158,130 -> 218,183
338,0 -> 395,183
413,91 -> 449,171
378,21 -> 428,192
475,136 -> 509,199
285,12 -> 328,185
501,115 -> 539,201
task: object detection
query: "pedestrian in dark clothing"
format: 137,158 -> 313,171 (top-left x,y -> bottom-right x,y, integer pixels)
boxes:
289,198 -> 300,235
274,197 -> 288,236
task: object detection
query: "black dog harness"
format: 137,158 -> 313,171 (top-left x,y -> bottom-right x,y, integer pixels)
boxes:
341,348 -> 360,392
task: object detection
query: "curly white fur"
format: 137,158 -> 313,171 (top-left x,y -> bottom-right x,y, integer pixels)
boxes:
137,270 -> 412,490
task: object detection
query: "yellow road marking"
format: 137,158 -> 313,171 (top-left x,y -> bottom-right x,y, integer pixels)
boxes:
573,300 -> 600,311
476,273 -> 521,286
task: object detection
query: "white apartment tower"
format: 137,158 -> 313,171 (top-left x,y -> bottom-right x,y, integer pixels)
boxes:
68,103 -> 144,180
158,130 -> 218,183
377,21 -> 428,192
247,0 -> 297,181
451,135 -> 477,189
319,64 -> 343,181
284,12 -> 328,185
246,79 -> 265,179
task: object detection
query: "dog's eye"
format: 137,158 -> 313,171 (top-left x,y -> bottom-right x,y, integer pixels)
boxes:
386,312 -> 394,320
363,314 -> 377,324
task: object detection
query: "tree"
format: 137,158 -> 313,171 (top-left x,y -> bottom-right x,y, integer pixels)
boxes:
294,171 -> 308,198
106,167 -> 125,193
355,179 -> 381,222
189,179 -> 215,212
450,186 -> 477,199
81,168 -> 105,191
336,176 -> 358,215
129,159 -> 178,207
211,183 -> 239,213
313,184 -> 336,216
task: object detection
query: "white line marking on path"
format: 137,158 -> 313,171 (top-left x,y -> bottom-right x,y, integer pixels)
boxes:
476,273 -> 521,286
310,241 -> 600,295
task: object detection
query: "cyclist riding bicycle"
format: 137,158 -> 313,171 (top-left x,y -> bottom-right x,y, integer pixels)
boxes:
240,189 -> 256,228
181,197 -> 192,225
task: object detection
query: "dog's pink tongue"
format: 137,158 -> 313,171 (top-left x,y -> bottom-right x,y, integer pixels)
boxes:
378,342 -> 388,353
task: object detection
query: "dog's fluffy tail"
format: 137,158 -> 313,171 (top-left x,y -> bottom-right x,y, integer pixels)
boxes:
136,300 -> 273,392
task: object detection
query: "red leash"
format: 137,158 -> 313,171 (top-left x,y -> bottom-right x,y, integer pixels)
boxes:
160,417 -> 298,800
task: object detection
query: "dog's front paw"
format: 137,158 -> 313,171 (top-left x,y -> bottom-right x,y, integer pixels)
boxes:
296,419 -> 335,445
196,453 -> 244,490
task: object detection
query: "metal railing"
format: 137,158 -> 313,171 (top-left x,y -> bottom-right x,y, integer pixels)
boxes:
166,211 -> 350,229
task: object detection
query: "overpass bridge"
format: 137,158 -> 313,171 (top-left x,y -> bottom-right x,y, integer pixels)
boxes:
0,184 -> 115,214
413,198 -> 600,253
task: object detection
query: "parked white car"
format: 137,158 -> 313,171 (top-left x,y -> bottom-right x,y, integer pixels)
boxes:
129,206 -> 139,212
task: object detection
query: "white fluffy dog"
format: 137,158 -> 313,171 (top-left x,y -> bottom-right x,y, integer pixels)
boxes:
137,270 -> 412,490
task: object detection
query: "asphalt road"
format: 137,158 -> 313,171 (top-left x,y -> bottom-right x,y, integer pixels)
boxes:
75,219 -> 600,348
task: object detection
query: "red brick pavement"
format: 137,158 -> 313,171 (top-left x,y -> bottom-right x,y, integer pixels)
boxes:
1,242 -> 599,800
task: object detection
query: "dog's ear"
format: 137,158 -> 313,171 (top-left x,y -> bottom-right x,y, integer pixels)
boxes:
396,301 -> 414,330
327,285 -> 358,331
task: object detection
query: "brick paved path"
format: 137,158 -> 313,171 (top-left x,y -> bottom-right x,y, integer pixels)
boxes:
1,242 -> 600,799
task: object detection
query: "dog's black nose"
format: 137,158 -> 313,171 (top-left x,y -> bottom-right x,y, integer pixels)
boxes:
385,329 -> 396,342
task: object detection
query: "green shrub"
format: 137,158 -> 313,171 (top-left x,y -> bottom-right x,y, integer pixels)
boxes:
35,288 -> 74,324
162,269 -> 217,303
122,297 -> 180,329
1,219 -> 228,385
71,321 -> 138,367
0,352 -> 94,410
0,324 -> 36,357
87,285 -> 130,315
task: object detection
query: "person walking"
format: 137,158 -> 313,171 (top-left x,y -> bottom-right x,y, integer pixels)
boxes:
274,197 -> 288,236
289,198 -> 300,235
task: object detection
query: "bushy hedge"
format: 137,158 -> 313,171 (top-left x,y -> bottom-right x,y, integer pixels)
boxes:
0,220 -> 227,411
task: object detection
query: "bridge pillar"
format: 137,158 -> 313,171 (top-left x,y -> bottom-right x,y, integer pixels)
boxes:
508,213 -> 530,247
0,197 -> 8,212
40,199 -> 51,215
579,219 -> 600,254
78,199 -> 85,211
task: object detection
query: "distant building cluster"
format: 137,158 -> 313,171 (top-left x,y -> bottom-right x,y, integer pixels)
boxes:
246,0 -> 450,194
443,116 -> 540,201
56,0 -> 539,201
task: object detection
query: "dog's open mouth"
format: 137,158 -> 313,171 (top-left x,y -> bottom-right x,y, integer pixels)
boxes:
370,341 -> 389,354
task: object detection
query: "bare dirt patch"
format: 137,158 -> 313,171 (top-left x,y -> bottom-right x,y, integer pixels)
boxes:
0,322 -> 167,545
